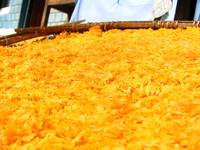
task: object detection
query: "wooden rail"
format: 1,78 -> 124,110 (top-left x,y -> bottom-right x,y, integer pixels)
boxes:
1,21 -> 200,46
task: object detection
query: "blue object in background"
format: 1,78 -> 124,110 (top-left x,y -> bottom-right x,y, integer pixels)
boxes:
70,0 -> 154,22
166,0 -> 178,20
194,0 -> 200,20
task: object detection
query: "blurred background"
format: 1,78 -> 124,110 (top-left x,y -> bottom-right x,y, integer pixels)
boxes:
0,0 -> 199,35
0,0 -> 75,35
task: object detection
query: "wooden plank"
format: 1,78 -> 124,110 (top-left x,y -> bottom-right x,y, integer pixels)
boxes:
15,21 -> 200,34
48,0 -> 75,5
27,0 -> 46,27
40,0 -> 50,27
0,33 -> 45,46
1,21 -> 200,46
40,0 -> 75,27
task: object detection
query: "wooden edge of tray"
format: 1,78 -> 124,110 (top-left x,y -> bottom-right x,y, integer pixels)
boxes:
1,21 -> 200,46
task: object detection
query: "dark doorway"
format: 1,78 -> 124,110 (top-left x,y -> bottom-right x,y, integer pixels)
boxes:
0,0 -> 9,9
175,0 -> 197,20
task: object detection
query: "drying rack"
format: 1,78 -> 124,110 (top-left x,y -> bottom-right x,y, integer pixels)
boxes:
0,21 -> 200,46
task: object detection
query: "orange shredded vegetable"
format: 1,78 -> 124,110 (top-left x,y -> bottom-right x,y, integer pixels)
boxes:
0,27 -> 200,149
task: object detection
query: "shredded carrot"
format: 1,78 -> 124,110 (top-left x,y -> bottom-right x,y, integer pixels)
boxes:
0,27 -> 200,149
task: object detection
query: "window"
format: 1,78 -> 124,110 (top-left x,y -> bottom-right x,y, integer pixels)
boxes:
0,0 -> 23,29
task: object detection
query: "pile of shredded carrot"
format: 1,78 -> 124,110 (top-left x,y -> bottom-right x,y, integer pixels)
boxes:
0,27 -> 200,150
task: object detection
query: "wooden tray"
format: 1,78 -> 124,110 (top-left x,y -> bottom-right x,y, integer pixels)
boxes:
0,21 -> 200,46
